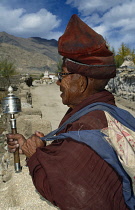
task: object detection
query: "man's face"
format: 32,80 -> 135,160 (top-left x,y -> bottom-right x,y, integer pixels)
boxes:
56,66 -> 83,108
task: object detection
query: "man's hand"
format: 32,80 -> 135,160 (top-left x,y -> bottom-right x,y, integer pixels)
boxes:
7,131 -> 46,158
22,134 -> 45,158
7,133 -> 26,154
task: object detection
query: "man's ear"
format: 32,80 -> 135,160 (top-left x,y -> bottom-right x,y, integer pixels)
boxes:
79,76 -> 88,93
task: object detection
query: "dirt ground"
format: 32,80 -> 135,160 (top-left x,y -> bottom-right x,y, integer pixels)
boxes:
31,83 -> 68,130
0,82 -> 135,210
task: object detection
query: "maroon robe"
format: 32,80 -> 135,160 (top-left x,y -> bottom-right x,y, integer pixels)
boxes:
27,90 -> 128,210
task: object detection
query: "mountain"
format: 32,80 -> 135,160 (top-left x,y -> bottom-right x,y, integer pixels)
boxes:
0,32 -> 60,74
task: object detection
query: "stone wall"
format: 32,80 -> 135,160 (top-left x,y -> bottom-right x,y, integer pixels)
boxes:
106,66 -> 135,101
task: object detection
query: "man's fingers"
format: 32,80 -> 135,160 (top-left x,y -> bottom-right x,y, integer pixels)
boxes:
19,148 -> 23,154
36,138 -> 45,147
7,139 -> 18,145
31,134 -> 45,147
7,139 -> 14,142
35,131 -> 44,137
8,144 -> 19,149
8,148 -> 16,153
6,133 -> 26,154
7,133 -> 23,139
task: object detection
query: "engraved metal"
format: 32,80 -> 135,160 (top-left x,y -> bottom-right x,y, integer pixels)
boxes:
1,86 -> 21,114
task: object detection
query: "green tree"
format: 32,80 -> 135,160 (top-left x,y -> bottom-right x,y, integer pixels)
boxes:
131,49 -> 135,64
115,43 -> 133,67
105,40 -> 135,67
40,73 -> 44,78
55,58 -> 63,74
0,58 -> 16,85
117,43 -> 130,57
115,54 -> 123,68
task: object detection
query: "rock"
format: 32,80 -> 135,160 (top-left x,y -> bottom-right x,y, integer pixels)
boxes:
19,83 -> 30,90
106,55 -> 135,102
21,102 -> 32,108
2,170 -> 12,182
0,151 -> 12,183
20,108 -> 42,117
120,55 -> 135,67
16,115 -> 52,138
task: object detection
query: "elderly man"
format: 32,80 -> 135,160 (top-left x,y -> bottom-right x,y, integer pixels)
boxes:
7,15 -> 135,210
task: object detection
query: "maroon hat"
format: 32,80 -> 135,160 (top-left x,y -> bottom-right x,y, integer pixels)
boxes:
58,14 -> 116,79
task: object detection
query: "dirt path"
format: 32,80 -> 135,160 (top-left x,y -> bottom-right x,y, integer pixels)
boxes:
31,83 -> 68,130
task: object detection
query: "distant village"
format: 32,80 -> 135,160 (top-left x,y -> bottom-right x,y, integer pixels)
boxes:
0,70 -> 58,91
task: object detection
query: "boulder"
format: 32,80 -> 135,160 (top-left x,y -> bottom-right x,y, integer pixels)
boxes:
16,115 -> 52,138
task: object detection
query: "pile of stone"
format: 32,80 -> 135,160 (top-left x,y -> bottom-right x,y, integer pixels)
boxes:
106,55 -> 135,101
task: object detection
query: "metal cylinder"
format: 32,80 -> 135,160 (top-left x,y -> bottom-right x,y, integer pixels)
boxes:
1,86 -> 21,114
1,95 -> 21,114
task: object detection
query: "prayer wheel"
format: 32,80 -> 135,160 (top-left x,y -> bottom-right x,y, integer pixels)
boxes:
1,86 -> 22,172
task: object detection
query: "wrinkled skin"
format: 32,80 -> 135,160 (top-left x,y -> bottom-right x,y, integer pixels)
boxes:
56,67 -> 86,108
56,66 -> 97,109
7,131 -> 45,158
7,64 -> 98,158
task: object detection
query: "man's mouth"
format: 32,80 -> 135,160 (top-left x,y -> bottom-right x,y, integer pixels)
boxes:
60,91 -> 64,97
60,89 -> 65,98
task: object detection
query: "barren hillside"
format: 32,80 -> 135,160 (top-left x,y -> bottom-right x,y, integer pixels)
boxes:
0,32 -> 60,74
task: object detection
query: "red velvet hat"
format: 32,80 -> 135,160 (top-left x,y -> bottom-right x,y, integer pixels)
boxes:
58,14 -> 116,79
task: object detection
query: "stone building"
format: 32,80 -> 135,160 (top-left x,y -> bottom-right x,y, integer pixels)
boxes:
41,70 -> 53,84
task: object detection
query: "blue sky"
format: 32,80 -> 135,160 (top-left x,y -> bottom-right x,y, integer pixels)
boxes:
0,0 -> 135,52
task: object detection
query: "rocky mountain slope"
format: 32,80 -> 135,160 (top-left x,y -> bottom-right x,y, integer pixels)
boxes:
0,32 -> 60,74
